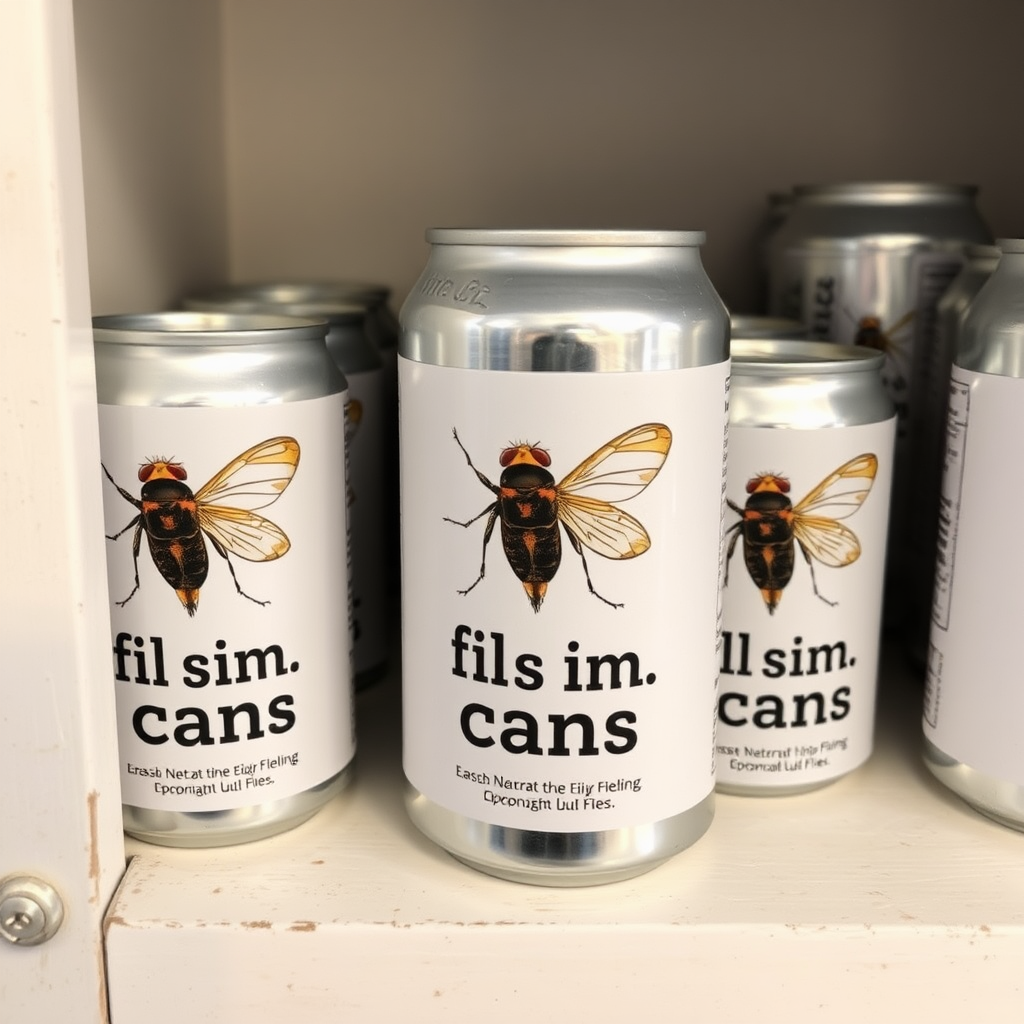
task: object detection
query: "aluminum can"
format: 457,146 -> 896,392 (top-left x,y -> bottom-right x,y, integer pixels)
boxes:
93,312 -> 355,846
923,239 -> 1024,831
182,284 -> 390,688
766,182 -> 990,629
717,340 -> 894,794
905,244 -> 1002,667
730,315 -> 808,340
400,229 -> 729,885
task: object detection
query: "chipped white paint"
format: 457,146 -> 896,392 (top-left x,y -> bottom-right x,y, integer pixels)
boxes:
0,0 -> 124,1019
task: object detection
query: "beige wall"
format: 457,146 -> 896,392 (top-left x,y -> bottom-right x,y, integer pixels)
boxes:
75,0 -> 229,313
77,0 -> 1024,316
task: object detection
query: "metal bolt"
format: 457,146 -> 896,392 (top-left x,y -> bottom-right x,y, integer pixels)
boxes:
0,876 -> 65,946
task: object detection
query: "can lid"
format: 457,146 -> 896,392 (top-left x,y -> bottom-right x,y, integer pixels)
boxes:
425,228 -> 706,246
791,181 -> 978,203
183,286 -> 369,323
92,310 -> 329,343
731,339 -> 885,374
997,238 -> 1024,254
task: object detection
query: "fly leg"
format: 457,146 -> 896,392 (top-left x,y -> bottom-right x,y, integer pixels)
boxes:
723,519 -> 742,586
451,428 -> 500,496
444,504 -> 499,596
566,531 -> 622,609
210,536 -> 269,606
798,541 -> 838,608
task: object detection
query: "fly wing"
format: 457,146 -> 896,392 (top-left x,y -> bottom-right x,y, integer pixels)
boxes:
557,423 -> 672,502
197,505 -> 291,562
791,454 -> 877,569
558,494 -> 651,560
792,515 -> 861,568
791,454 -> 877,521
555,423 -> 669,559
193,436 -> 300,511
193,437 -> 299,561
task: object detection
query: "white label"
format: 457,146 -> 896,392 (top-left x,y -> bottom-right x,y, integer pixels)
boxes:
98,395 -> 355,811
716,417 -> 895,789
400,358 -> 729,832
924,369 -> 1024,783
345,367 -> 388,675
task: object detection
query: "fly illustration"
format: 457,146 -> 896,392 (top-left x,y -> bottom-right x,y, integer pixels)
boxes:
103,436 -> 300,615
724,453 -> 878,613
445,423 -> 672,611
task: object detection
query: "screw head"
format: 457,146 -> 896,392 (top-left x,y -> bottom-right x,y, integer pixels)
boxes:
0,876 -> 65,946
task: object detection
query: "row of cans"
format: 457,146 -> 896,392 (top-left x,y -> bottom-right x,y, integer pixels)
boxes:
93,203 -> 1022,883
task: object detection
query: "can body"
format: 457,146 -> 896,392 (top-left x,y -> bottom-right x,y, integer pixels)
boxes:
94,312 -> 356,846
905,245 -> 1002,667
182,284 -> 390,687
400,229 -> 729,885
730,315 -> 808,341
923,240 -> 1024,831
766,183 -> 990,628
718,341 -> 895,794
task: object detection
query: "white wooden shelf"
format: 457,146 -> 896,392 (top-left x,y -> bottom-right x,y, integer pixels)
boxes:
106,646 -> 1024,1023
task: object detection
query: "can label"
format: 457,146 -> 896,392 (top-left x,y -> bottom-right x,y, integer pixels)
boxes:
925,369 -> 1024,784
717,417 -> 895,789
345,366 -> 388,676
98,394 -> 355,812
400,358 -> 729,832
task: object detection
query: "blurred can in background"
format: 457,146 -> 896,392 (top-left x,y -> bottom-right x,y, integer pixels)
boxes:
184,284 -> 389,687
718,340 -> 894,794
905,244 -> 1001,667
400,229 -> 729,885
923,239 -> 1024,832
766,182 -> 990,629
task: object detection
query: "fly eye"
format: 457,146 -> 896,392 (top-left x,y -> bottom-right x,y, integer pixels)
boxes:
745,477 -> 761,494
499,448 -> 517,467
530,447 -> 551,467
167,463 -> 187,480
777,478 -> 791,493
138,464 -> 155,482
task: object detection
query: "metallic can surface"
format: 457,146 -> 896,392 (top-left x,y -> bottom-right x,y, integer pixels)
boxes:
730,315 -> 808,340
718,341 -> 895,794
923,240 -> 1024,831
905,244 -> 1002,667
182,285 -> 390,687
400,229 -> 729,884
766,182 -> 990,628
94,312 -> 356,846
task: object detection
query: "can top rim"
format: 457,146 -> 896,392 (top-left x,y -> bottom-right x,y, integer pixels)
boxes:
731,339 -> 885,373
997,238 -> 1024,254
182,289 -> 369,322
93,311 -> 329,342
184,280 -> 390,308
792,181 -> 978,201
425,228 -> 707,246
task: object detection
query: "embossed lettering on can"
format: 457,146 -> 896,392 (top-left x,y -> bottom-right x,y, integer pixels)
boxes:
923,240 -> 1024,832
400,229 -> 729,886
94,312 -> 356,847
717,340 -> 895,794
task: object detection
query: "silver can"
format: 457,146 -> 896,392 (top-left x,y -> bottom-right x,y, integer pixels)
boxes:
730,314 -> 808,341
766,181 -> 990,628
182,284 -> 390,688
94,312 -> 355,846
400,229 -> 729,885
924,239 -> 1024,831
905,244 -> 1002,667
718,341 -> 894,794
